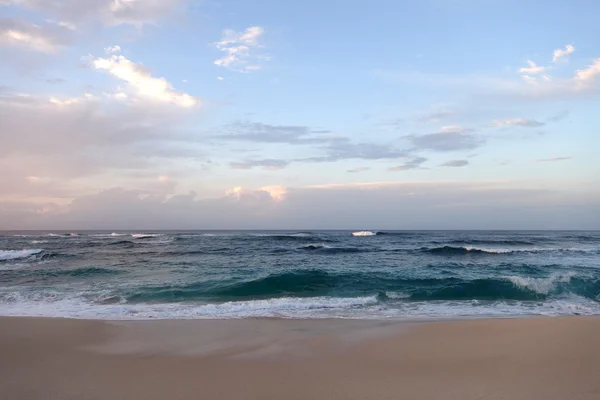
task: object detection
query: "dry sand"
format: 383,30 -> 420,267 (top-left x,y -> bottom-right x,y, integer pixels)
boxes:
1,316 -> 599,400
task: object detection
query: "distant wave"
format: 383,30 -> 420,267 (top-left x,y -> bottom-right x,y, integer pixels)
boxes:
7,267 -> 123,278
423,246 -> 498,255
421,246 -> 596,255
299,244 -> 363,254
352,231 -> 376,237
131,233 -> 161,239
301,244 -> 328,250
443,239 -> 536,246
106,240 -> 135,247
0,249 -> 43,261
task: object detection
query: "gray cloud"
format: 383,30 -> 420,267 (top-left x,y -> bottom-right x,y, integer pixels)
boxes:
547,110 -> 570,122
407,131 -> 484,152
44,77 -> 66,84
2,0 -> 187,26
306,142 -> 409,163
417,109 -> 454,124
376,119 -> 404,130
389,157 -> 428,171
217,121 -> 341,145
4,181 -> 599,230
230,159 -> 289,170
0,18 -> 72,53
0,91 -> 201,183
440,160 -> 469,167
494,118 -> 545,128
534,156 -> 572,162
347,167 -> 370,173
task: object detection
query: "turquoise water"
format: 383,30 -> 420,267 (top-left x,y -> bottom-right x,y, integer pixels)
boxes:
1,230 -> 599,319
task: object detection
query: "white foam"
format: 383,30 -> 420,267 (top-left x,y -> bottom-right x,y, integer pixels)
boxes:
0,290 -> 598,320
0,291 -> 380,320
0,249 -> 43,261
352,231 -> 376,237
464,246 -> 595,254
384,291 -> 410,299
505,272 -> 575,295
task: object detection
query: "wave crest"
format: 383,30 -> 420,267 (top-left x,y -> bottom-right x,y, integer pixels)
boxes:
505,272 -> 575,295
0,249 -> 43,261
352,231 -> 376,237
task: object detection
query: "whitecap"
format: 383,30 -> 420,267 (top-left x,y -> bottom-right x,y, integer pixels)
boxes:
505,272 -> 575,295
352,231 -> 376,237
0,249 -> 43,261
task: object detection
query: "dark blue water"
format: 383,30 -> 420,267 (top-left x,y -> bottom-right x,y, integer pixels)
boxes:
1,230 -> 599,319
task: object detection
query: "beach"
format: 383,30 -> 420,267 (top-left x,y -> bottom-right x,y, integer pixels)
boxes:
2,316 -> 599,400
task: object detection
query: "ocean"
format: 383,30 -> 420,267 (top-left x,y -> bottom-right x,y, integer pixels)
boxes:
1,230 -> 599,320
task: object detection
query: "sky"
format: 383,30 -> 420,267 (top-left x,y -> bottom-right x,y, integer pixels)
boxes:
0,0 -> 599,230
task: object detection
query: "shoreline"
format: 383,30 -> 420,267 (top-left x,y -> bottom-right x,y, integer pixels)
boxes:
2,316 -> 600,399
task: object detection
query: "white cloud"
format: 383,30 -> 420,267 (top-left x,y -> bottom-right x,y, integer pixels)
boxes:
214,26 -> 266,72
104,45 -> 121,54
217,76 -> 224,81
553,44 -> 575,62
574,58 -> 600,83
0,19 -> 68,53
90,54 -> 199,108
519,60 -> 548,75
259,185 -> 287,201
493,118 -> 545,127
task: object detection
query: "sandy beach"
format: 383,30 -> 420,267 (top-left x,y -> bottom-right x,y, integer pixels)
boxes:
1,317 -> 599,400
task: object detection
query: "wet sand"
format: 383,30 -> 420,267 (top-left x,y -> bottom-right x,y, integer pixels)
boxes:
1,316 -> 599,400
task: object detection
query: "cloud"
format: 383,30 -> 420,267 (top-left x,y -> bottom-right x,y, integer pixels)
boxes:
407,131 -> 484,152
0,90 -> 201,190
0,18 -> 70,52
547,110 -> 570,122
46,19 -> 76,30
418,109 -> 454,124
440,125 -> 473,133
574,58 -> 600,84
306,142 -> 409,163
389,157 -> 427,171
553,44 -> 575,62
104,45 -> 121,54
440,160 -> 469,167
519,60 -> 549,75
214,26 -> 266,72
217,121 -> 338,145
4,180 -> 599,230
534,156 -> 572,162
493,118 -> 545,128
379,45 -> 600,100
3,0 -> 187,27
44,77 -> 66,84
230,159 -> 289,170
347,167 -> 370,173
90,53 -> 199,108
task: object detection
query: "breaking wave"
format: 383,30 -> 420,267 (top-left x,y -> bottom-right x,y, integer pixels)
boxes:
0,249 -> 44,261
